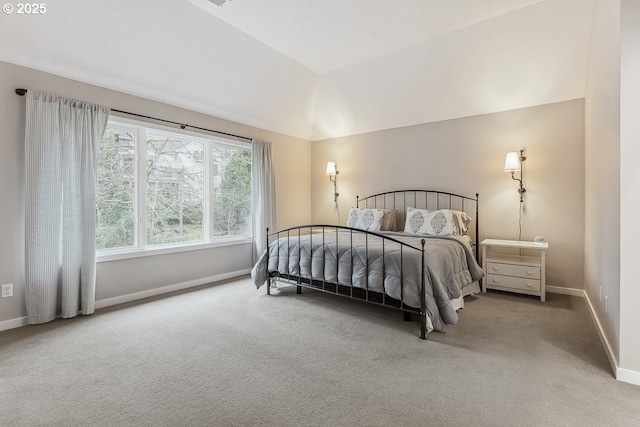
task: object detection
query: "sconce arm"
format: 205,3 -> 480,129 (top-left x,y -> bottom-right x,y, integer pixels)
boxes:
328,172 -> 339,202
511,171 -> 526,202
510,171 -> 522,186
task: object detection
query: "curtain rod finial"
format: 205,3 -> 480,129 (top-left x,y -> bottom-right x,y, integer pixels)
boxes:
15,88 -> 27,96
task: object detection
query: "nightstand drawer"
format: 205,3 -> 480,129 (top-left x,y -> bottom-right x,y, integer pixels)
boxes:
486,262 -> 540,280
485,274 -> 541,292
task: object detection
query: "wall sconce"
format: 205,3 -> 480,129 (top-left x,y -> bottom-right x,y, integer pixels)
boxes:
504,149 -> 526,202
326,161 -> 339,202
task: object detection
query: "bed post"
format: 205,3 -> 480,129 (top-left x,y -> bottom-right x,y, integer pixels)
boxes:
420,238 -> 427,340
266,227 -> 271,296
475,193 -> 480,263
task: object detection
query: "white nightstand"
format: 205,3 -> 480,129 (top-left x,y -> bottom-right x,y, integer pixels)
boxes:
480,239 -> 548,302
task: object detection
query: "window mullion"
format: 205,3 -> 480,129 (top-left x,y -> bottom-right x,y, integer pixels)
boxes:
204,142 -> 212,242
138,128 -> 148,248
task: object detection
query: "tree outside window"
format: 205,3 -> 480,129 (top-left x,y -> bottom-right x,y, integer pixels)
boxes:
96,121 -> 252,252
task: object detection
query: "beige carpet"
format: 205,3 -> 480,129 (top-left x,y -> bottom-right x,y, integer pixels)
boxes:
1,277 -> 639,426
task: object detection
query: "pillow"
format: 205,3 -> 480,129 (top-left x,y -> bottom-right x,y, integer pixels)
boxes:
346,208 -> 385,231
404,207 -> 470,236
380,209 -> 398,231
449,209 -> 472,235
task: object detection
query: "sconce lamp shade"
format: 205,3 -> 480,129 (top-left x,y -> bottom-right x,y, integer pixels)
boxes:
504,152 -> 521,172
326,161 -> 337,176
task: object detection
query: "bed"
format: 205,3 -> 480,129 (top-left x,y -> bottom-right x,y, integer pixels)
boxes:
251,190 -> 484,339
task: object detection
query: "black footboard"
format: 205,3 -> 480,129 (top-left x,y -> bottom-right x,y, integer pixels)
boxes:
264,225 -> 428,339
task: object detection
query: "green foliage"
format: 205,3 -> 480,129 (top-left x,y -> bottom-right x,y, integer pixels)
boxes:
214,149 -> 251,236
96,127 -> 136,249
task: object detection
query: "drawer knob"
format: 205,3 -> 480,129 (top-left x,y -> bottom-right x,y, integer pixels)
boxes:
527,283 -> 532,287
527,271 -> 532,275
493,279 -> 498,283
492,267 -> 498,271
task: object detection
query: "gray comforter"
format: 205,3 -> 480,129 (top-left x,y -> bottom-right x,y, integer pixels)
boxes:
251,230 -> 484,332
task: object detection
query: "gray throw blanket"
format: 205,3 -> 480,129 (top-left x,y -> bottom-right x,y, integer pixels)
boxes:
251,230 -> 484,332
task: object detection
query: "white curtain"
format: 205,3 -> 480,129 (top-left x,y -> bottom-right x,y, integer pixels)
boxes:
251,139 -> 276,256
25,91 -> 109,324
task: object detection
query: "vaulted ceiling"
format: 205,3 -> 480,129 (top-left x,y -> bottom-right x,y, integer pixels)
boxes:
187,0 -> 545,74
0,0 -> 595,140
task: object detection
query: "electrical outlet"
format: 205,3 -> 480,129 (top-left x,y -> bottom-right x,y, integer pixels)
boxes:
605,295 -> 608,314
599,286 -> 602,301
1,283 -> 13,298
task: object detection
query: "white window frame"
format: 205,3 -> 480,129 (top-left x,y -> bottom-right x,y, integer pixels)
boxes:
97,116 -> 252,262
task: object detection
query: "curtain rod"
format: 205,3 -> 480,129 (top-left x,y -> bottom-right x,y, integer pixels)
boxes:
15,88 -> 253,143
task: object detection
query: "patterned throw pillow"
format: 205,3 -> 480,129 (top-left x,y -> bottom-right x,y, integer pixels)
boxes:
346,208 -> 385,231
403,207 -> 470,236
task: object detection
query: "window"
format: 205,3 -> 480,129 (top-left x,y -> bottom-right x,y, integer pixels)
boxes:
97,118 -> 252,255
146,132 -> 205,245
212,145 -> 251,237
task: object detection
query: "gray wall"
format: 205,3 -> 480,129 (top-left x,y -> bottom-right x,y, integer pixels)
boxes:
0,61 -> 311,325
311,100 -> 585,291
584,0 -> 621,368
619,0 -> 640,376
584,0 -> 640,380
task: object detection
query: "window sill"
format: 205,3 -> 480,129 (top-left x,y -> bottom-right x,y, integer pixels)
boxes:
96,237 -> 253,263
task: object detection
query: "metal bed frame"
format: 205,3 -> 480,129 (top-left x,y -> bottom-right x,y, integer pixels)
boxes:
357,190 -> 480,262
264,190 -> 479,340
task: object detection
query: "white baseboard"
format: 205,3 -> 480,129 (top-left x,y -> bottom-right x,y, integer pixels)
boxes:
0,269 -> 251,332
94,268 -> 251,309
584,291 -> 619,375
546,286 -> 584,297
616,366 -> 640,386
0,316 -> 28,332
583,291 -> 640,386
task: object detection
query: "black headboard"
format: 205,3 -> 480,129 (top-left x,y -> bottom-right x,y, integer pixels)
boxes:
357,189 -> 479,260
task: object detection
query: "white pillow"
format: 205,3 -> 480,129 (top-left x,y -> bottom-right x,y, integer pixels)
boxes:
404,207 -> 468,236
347,208 -> 385,231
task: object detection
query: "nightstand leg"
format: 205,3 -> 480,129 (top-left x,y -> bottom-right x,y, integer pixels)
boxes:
481,245 -> 487,293
541,250 -> 546,302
